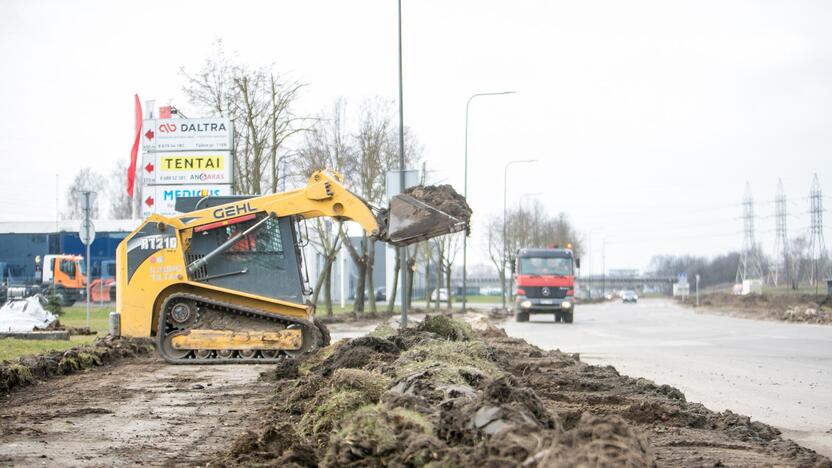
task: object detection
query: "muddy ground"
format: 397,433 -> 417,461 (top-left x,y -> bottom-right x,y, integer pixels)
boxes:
1,316 -> 829,467
690,293 -> 831,324
0,356 -> 272,467
216,316 -> 830,467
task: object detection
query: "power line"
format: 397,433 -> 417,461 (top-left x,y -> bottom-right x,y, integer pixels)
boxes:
736,182 -> 764,283
805,173 -> 828,285
770,179 -> 788,286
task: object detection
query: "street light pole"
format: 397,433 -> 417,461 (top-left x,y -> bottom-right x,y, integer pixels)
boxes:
463,91 -> 515,313
502,159 -> 536,309
397,0 -> 408,328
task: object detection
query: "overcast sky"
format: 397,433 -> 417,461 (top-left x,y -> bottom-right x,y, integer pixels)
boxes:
0,0 -> 829,273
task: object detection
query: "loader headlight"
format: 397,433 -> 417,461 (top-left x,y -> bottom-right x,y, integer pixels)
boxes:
561,301 -> 572,309
521,300 -> 532,308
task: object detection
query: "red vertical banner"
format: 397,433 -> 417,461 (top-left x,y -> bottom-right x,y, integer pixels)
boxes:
127,94 -> 143,197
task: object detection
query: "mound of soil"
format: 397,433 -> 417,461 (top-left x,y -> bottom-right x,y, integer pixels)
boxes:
404,184 -> 472,223
0,336 -> 154,394
217,317 -> 830,467
693,293 -> 831,324
36,320 -> 97,336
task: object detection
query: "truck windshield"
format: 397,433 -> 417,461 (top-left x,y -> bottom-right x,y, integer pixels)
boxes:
519,257 -> 573,276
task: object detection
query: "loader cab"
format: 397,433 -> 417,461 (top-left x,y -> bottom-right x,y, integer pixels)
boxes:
186,213 -> 307,304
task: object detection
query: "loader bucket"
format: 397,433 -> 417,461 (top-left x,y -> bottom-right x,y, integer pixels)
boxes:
381,185 -> 472,246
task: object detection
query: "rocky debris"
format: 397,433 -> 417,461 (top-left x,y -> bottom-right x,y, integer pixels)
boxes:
694,293 -> 831,324
0,336 -> 154,394
217,316 -> 830,467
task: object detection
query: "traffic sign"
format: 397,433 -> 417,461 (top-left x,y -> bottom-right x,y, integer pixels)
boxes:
79,219 -> 96,245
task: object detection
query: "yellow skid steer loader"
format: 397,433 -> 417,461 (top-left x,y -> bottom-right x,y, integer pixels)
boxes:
114,171 -> 469,363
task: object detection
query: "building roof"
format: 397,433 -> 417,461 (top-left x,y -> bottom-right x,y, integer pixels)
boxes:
0,219 -> 141,234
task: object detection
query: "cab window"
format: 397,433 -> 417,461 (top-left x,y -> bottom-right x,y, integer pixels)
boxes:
519,257 -> 573,276
60,259 -> 77,278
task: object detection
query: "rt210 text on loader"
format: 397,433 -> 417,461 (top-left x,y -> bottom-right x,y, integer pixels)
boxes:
113,171 -> 470,363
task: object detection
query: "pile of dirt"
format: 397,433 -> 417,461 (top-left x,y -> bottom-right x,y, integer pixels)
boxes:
693,292 -> 831,324
0,336 -> 154,394
36,320 -> 97,335
217,315 -> 829,467
404,184 -> 473,223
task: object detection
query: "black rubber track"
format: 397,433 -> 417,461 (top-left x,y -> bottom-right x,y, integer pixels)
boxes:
156,292 -> 326,364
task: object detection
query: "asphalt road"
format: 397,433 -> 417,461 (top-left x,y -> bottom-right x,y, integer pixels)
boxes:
501,298 -> 832,457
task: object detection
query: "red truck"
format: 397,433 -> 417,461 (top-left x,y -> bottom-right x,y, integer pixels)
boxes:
513,247 -> 579,323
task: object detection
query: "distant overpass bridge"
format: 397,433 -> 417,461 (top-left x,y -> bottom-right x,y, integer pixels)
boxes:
450,275 -> 677,294
577,275 -> 677,293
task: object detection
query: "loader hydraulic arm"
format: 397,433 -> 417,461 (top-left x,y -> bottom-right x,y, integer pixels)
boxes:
177,172 -> 384,239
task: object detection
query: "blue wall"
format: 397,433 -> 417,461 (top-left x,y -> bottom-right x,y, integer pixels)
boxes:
0,232 -> 128,282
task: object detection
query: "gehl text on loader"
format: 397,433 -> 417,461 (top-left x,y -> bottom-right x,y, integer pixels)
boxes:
113,171 -> 471,363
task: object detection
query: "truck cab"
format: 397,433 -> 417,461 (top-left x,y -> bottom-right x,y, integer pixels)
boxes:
513,247 -> 578,323
38,254 -> 86,305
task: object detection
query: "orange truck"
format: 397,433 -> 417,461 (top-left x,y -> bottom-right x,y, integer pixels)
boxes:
513,247 -> 579,323
8,254 -> 87,306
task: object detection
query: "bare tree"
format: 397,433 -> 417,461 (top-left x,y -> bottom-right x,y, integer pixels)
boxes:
106,159 -> 133,219
483,200 -> 584,303
343,99 -> 425,314
309,219 -> 342,316
420,241 -> 434,309
431,237 -> 445,312
504,200 -> 583,260
182,40 -> 309,195
63,168 -> 105,219
297,100 -> 353,315
440,233 -> 462,310
484,215 -> 508,304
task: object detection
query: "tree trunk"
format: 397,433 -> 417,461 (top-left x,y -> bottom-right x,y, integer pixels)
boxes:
366,238 -> 376,314
311,254 -> 326,305
435,247 -> 443,312
354,261 -> 366,314
387,248 -> 400,313
498,269 -> 506,309
342,229 -> 366,314
407,254 -> 416,308
425,257 -> 432,309
323,258 -> 333,317
445,262 -> 452,311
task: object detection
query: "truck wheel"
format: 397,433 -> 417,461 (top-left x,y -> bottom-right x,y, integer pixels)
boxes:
563,310 -> 574,324
554,312 -> 562,323
516,310 -> 529,322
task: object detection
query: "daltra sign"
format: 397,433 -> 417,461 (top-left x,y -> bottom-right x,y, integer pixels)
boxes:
142,118 -> 233,151
142,151 -> 233,185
